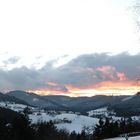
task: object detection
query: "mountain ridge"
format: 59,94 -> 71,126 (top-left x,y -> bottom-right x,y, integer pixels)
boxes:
1,90 -> 139,116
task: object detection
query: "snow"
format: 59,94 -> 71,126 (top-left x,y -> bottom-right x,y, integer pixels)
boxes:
87,107 -> 116,118
29,113 -> 99,133
121,96 -> 134,102
33,98 -> 39,102
0,101 -> 29,112
56,113 -> 98,133
104,136 -> 140,140
88,107 -> 108,116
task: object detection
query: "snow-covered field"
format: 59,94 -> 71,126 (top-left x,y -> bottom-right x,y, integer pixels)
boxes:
29,112 -> 99,133
87,107 -> 122,121
88,107 -> 109,117
0,101 -> 29,112
0,101 -> 99,133
104,136 -> 140,140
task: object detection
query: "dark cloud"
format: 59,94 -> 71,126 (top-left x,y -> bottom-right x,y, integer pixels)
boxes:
0,53 -> 140,92
0,66 -> 68,92
40,52 -> 140,88
67,52 -> 140,80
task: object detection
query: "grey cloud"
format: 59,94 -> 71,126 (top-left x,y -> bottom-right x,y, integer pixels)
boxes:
3,56 -> 20,65
0,66 -> 68,92
66,52 -> 140,80
0,53 -> 140,92
41,52 -> 140,87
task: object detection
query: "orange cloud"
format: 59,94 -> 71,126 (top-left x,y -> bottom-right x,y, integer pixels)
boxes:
47,82 -> 58,86
96,66 -> 127,81
117,72 -> 127,81
96,66 -> 114,72
66,80 -> 139,96
27,89 -> 71,96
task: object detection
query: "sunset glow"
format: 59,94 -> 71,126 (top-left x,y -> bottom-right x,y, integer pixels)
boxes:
27,80 -> 140,97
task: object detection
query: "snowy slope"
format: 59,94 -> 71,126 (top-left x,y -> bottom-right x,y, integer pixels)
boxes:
104,136 -> 140,140
121,96 -> 134,102
87,107 -> 117,118
56,114 -> 98,133
88,107 -> 109,117
0,101 -> 29,112
29,112 -> 99,133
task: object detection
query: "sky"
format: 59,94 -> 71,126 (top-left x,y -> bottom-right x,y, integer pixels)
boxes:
0,0 -> 140,96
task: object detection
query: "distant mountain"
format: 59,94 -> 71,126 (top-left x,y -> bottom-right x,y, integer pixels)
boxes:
44,95 -> 88,107
0,92 -> 29,105
7,90 -> 140,116
109,92 -> 140,116
44,95 -> 125,112
6,90 -> 127,112
7,90 -> 68,110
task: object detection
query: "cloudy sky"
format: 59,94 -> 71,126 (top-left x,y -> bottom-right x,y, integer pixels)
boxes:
0,0 -> 140,96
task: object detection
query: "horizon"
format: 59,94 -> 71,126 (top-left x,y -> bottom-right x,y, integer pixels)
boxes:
2,89 -> 140,97
0,0 -> 140,96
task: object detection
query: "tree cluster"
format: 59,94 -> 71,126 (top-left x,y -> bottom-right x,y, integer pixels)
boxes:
93,117 -> 140,140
